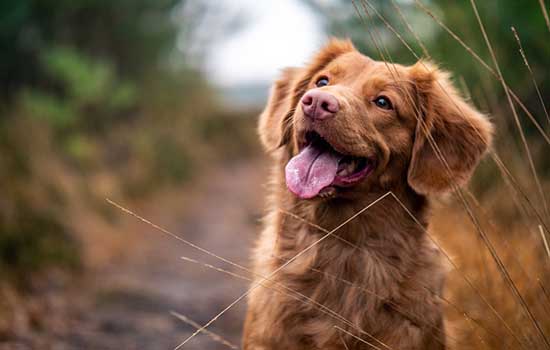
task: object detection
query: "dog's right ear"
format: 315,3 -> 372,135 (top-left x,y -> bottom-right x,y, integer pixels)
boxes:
407,62 -> 493,194
258,67 -> 302,152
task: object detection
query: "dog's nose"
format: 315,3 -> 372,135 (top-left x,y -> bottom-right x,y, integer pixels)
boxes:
301,90 -> 339,120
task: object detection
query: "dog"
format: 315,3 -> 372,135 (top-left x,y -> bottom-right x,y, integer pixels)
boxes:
243,39 -> 493,350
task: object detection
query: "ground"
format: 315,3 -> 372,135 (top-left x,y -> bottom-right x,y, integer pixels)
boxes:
2,159 -> 267,350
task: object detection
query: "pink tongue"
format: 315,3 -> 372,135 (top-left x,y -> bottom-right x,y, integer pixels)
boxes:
285,143 -> 342,199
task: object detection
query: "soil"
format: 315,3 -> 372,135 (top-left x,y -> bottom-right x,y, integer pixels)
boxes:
2,159 -> 268,350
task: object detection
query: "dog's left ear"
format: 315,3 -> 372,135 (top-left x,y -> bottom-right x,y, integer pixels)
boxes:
258,67 -> 302,151
258,39 -> 356,152
407,62 -> 494,195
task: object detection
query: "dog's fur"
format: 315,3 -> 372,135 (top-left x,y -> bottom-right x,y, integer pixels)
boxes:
243,39 -> 493,350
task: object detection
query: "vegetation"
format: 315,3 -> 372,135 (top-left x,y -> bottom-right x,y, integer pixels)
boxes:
0,0 -> 254,284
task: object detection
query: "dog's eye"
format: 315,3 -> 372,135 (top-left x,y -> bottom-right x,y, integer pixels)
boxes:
315,76 -> 329,88
374,96 -> 393,110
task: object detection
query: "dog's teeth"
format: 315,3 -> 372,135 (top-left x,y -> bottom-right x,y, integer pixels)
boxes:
344,162 -> 355,176
337,159 -> 358,177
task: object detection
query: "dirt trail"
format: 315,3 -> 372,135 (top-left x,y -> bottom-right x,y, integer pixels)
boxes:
7,159 -> 268,350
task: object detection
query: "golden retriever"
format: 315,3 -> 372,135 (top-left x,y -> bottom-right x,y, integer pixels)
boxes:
243,39 -> 493,350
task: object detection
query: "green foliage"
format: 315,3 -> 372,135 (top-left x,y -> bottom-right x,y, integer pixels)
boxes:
42,47 -> 137,110
0,204 -> 81,283
0,0 -> 182,101
20,47 -> 137,134
21,90 -> 75,129
0,0 -> 198,283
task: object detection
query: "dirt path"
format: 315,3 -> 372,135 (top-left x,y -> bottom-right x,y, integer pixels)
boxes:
7,159 -> 268,350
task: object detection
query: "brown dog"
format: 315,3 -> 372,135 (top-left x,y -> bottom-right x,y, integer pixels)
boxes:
243,39 -> 493,350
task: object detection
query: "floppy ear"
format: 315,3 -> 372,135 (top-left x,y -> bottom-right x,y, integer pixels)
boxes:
407,62 -> 494,195
258,67 -> 301,151
258,38 -> 356,152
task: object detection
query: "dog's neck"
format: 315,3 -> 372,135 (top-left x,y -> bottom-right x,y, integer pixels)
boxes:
270,157 -> 431,275
277,181 -> 428,244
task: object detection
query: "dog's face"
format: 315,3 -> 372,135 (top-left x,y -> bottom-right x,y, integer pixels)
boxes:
259,39 -> 493,200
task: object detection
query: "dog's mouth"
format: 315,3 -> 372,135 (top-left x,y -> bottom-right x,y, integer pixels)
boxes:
285,131 -> 375,199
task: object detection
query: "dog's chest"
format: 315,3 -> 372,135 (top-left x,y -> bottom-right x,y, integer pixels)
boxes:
256,219 -> 444,348
266,242 -> 406,345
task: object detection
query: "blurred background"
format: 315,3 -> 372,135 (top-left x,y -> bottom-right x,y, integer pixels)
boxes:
0,0 -> 549,349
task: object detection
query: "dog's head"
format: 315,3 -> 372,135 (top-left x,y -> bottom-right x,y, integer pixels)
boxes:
259,39 -> 493,200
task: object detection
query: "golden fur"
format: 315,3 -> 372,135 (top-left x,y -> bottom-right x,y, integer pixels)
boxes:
243,39 -> 493,350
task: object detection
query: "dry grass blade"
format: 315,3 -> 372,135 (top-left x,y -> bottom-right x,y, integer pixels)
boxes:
491,155 -> 550,235
351,4 -> 529,348
105,198 -> 253,277
539,279 -> 550,307
170,311 -> 239,350
364,0 -> 550,237
339,331 -> 351,350
181,253 -> 360,323
281,168 -> 528,349
413,0 -> 550,146
466,188 -> 547,277
179,256 -> 355,331
387,192 -> 528,350
334,326 -> 384,350
468,1 -> 550,346
181,254 -> 387,345
354,0 -> 414,63
354,3 -> 532,347
180,256 -> 250,282
107,198 -> 390,349
500,27 -> 550,219
540,225 -> 550,261
539,0 -> 550,32
173,192 -> 394,350
389,0 -> 430,59
511,27 -> 550,128
458,76 -> 473,101
278,211 -> 506,349
361,6 -> 550,344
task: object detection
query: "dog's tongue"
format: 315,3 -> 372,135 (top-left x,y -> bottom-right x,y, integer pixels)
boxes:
285,142 -> 342,199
